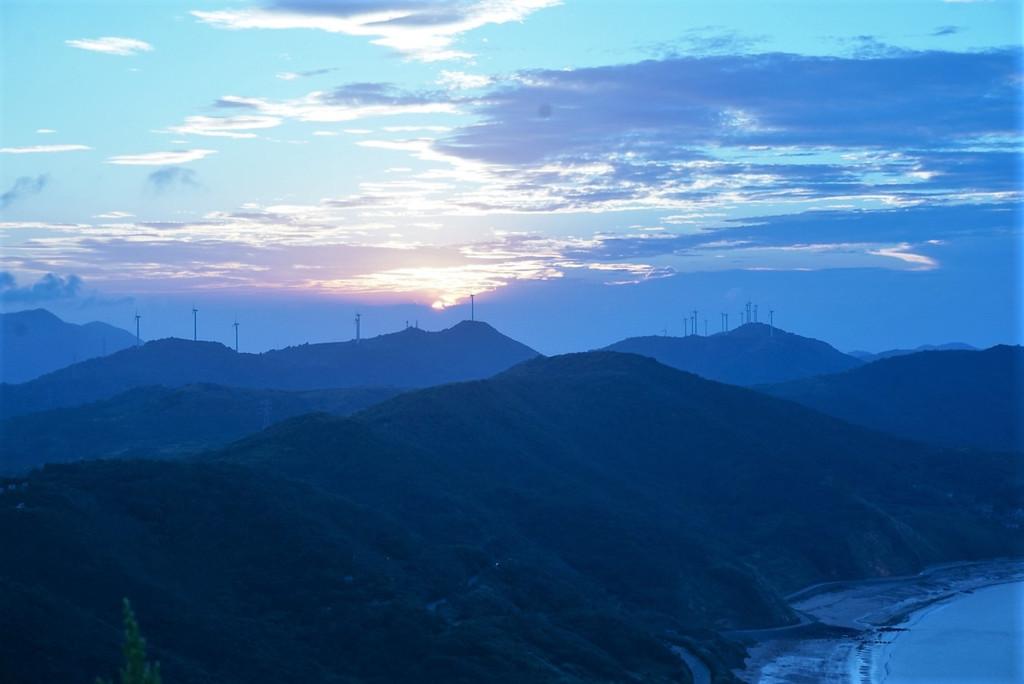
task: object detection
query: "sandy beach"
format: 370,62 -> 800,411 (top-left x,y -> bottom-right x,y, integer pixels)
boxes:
732,559 -> 1024,683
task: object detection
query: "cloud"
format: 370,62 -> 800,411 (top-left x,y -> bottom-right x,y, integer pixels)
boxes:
436,70 -> 494,90
1,144 -> 91,154
277,67 -> 337,80
65,37 -> 154,56
1,175 -> 49,208
0,272 -> 83,303
107,149 -> 217,165
147,167 -> 201,192
185,86 -> 459,132
392,48 -> 1023,215
192,0 -> 560,61
165,115 -> 282,138
932,26 -> 962,36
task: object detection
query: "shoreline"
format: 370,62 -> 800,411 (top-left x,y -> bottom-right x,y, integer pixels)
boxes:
733,558 -> 1024,683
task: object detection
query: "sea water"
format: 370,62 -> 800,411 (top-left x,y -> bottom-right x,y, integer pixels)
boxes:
877,581 -> 1024,683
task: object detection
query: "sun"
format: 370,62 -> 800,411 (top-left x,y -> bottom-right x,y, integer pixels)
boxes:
431,300 -> 446,310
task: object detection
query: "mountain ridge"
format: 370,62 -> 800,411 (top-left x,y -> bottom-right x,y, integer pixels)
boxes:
601,322 -> 864,385
758,345 -> 1024,452
0,309 -> 137,383
0,320 -> 539,418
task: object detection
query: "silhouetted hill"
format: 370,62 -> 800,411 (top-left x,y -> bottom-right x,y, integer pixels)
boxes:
848,342 -> 977,362
602,323 -> 863,385
0,309 -> 136,383
759,345 -> 1024,452
2,352 -> 1018,683
217,352 -> 1020,625
261,320 -> 541,387
0,320 -> 539,418
0,383 -> 404,472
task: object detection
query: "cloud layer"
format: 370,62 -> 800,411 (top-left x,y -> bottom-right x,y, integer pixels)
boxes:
192,0 -> 560,61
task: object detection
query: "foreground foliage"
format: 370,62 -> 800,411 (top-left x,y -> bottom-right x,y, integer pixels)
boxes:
96,599 -> 162,684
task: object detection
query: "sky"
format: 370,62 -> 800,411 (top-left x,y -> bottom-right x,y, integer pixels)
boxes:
1,0 -> 1021,355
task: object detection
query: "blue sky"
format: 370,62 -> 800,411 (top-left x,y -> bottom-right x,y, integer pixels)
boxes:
1,0 -> 1021,354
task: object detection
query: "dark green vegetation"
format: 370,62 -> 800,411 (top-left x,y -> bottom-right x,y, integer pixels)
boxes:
0,309 -> 136,384
602,322 -> 863,385
0,320 -> 539,418
2,352 -> 1019,683
0,383 -> 403,473
95,599 -> 162,684
760,345 -> 1024,453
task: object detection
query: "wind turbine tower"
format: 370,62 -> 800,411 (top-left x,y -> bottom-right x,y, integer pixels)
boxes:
745,301 -> 752,325
192,303 -> 198,341
233,319 -> 239,352
355,313 -> 361,343
692,309 -> 698,336
769,309 -> 774,336
470,293 -> 475,322
135,312 -> 141,348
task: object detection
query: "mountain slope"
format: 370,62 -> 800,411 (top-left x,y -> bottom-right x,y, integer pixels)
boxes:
0,383 -> 403,472
602,323 -> 863,385
758,345 -> 1024,452
0,320 -> 539,418
218,352 -> 1020,622
0,309 -> 137,383
3,352 -> 1018,683
0,459 -> 683,684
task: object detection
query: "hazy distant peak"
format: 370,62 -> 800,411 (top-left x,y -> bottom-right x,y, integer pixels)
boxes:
0,308 -> 137,383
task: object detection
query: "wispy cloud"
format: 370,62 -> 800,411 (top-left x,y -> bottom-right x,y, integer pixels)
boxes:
65,37 -> 154,56
165,115 -> 282,138
1,144 -> 91,154
192,0 -> 560,61
1,175 -> 49,209
277,68 -> 337,81
107,149 -> 217,165
147,167 -> 201,192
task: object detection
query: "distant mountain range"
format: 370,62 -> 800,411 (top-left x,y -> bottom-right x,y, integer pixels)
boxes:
601,322 -> 863,385
848,342 -> 977,362
0,309 -> 137,383
759,345 -> 1024,453
0,320 -> 539,418
3,351 -> 1018,683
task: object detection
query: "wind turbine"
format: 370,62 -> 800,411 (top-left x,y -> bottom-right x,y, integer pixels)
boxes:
354,313 -> 361,343
233,319 -> 239,352
134,311 -> 141,348
769,309 -> 774,336
470,293 -> 475,322
192,302 -> 198,342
